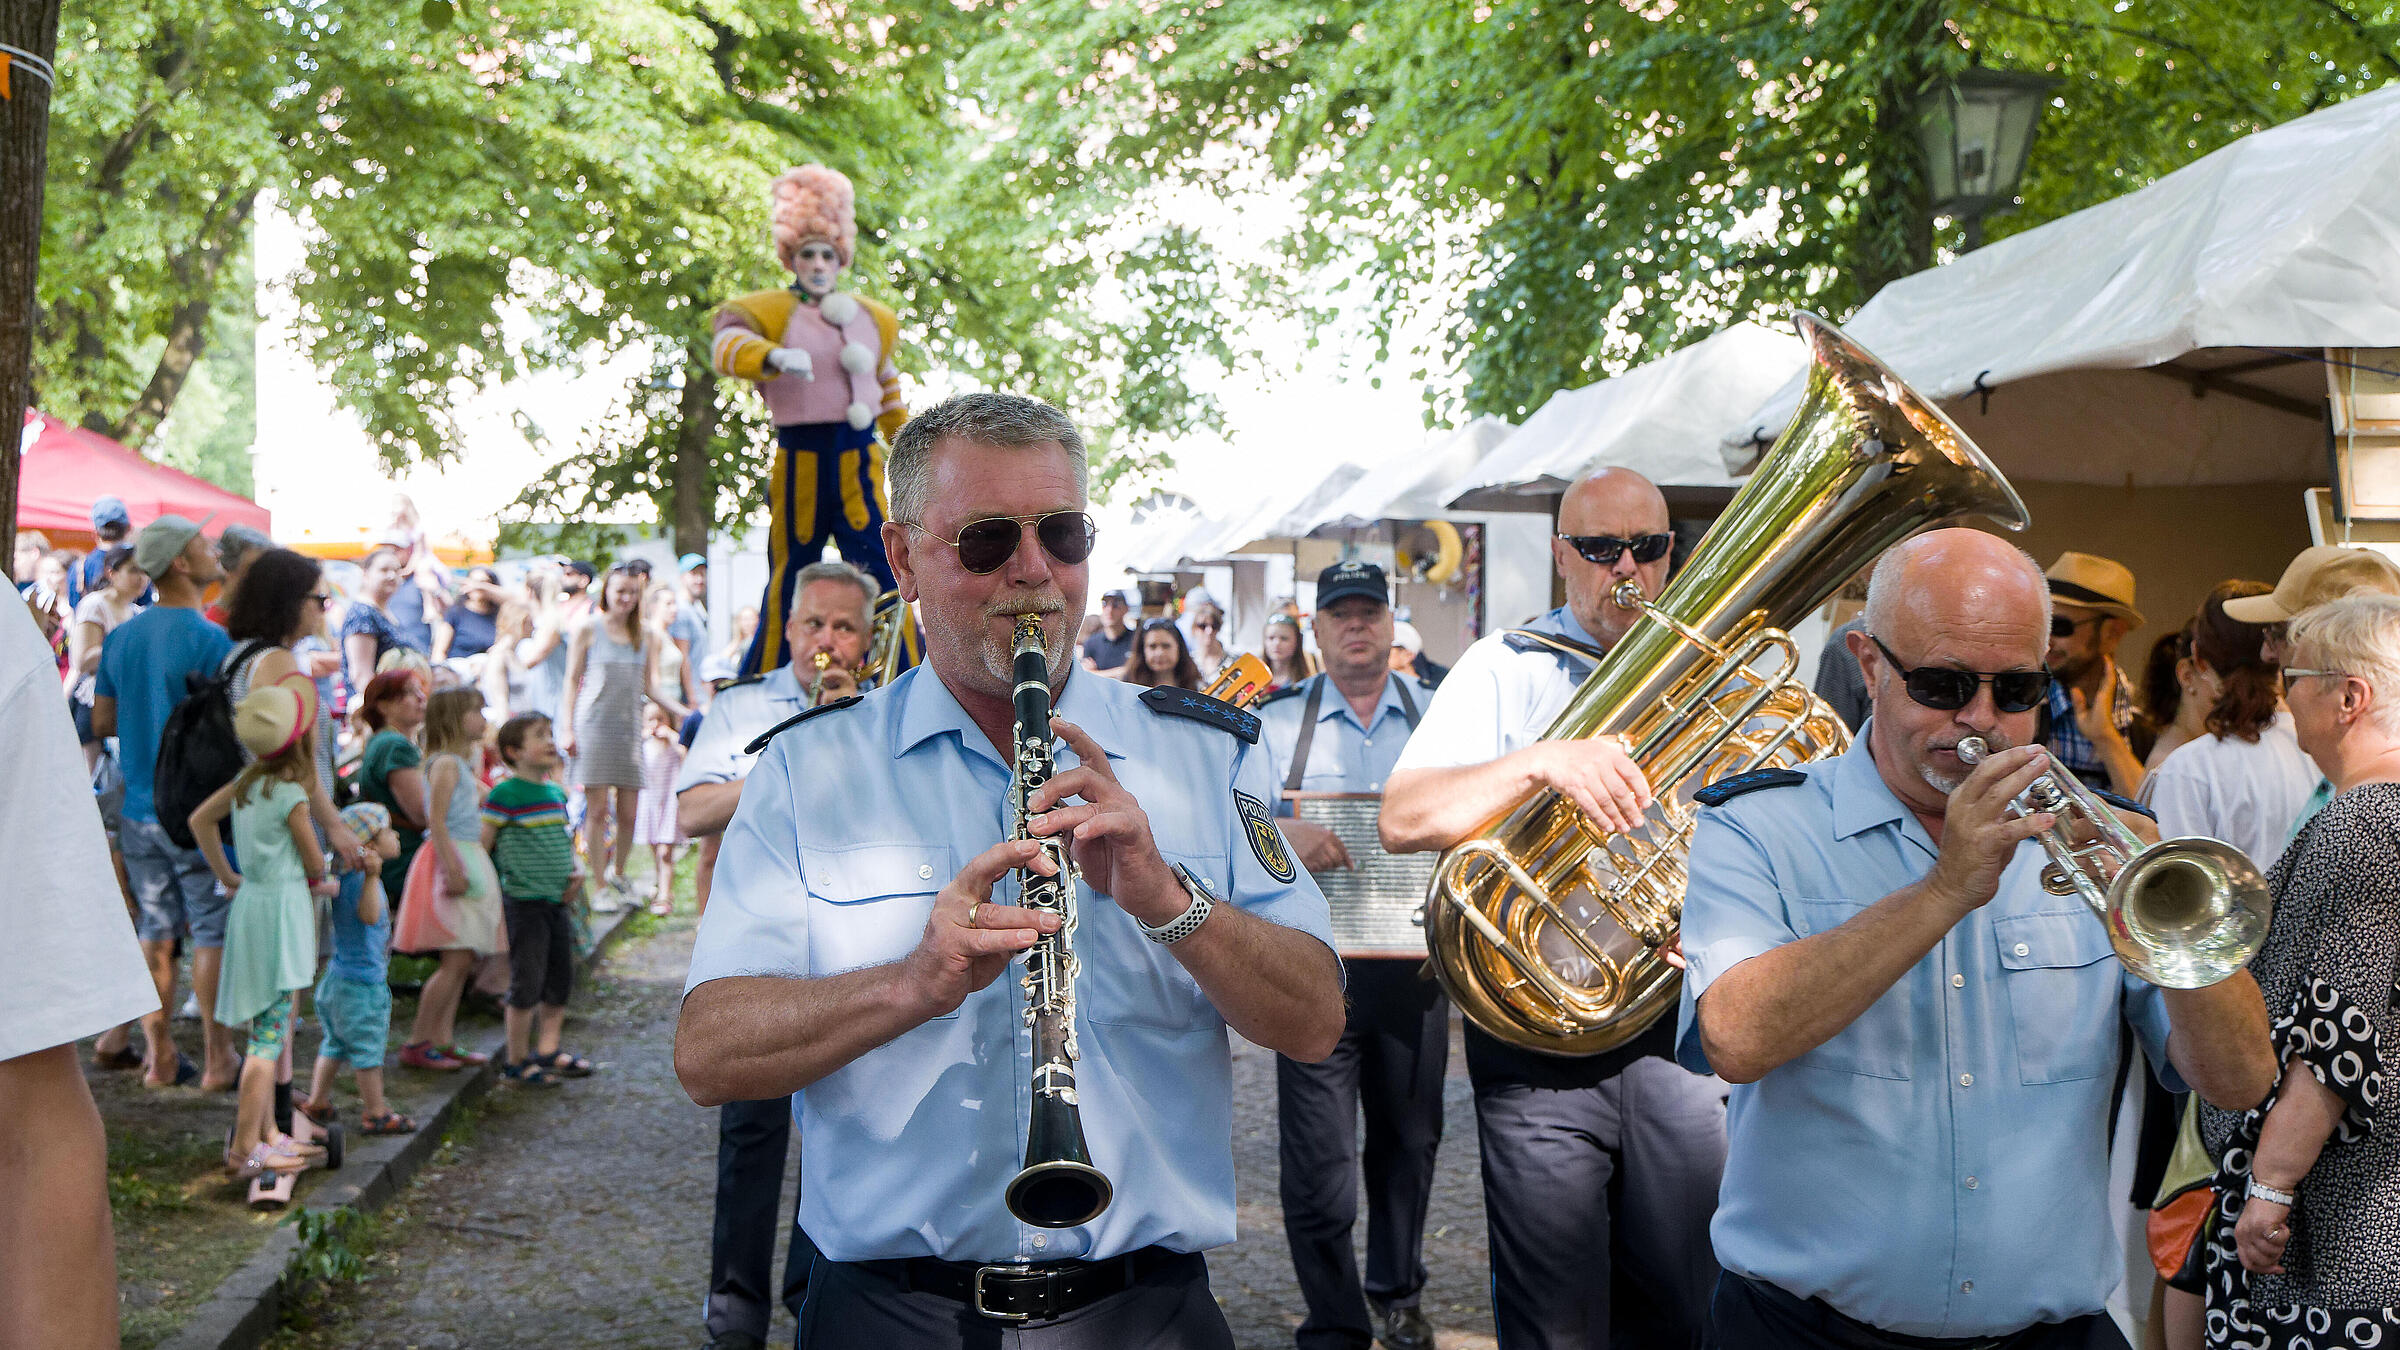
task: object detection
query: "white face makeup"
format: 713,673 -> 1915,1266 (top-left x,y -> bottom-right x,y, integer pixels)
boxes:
792,239 -> 845,300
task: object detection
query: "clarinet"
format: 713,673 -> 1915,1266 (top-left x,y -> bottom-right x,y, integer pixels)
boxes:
1002,613 -> 1115,1229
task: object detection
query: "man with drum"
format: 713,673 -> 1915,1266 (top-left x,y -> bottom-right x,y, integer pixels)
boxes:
1381,467 -> 1723,1349
1257,561 -> 1443,1350
675,392 -> 1345,1346
677,559 -> 877,1350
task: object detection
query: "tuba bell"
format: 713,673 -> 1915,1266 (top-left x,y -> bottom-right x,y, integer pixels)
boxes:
1422,313 -> 2031,1056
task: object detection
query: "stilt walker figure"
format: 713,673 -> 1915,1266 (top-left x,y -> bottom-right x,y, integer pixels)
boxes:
711,164 -> 907,677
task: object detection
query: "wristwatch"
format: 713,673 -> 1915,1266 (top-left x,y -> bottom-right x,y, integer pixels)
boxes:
1138,864 -> 1217,945
2246,1178 -> 2297,1207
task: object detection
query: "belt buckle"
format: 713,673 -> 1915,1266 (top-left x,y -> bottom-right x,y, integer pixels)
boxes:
971,1264 -> 1041,1322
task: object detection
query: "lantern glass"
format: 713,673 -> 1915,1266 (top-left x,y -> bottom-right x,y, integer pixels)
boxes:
1917,67 -> 2059,221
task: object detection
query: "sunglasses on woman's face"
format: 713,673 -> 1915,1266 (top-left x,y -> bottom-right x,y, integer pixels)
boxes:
1557,532 -> 1673,566
1870,635 -> 2053,713
909,511 -> 1097,575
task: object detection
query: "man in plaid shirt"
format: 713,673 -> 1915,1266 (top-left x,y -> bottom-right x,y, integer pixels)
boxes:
2042,551 -> 2149,796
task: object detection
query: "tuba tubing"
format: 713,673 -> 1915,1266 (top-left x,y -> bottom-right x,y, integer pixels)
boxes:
1423,313 -> 2033,1056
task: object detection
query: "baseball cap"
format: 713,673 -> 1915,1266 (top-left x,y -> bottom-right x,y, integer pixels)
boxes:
133,512 -> 217,579
2223,545 -> 2400,624
91,496 -> 131,530
1101,588 -> 1130,606
1315,560 -> 1390,609
563,559 -> 597,580
679,553 -> 707,573
340,801 -> 393,840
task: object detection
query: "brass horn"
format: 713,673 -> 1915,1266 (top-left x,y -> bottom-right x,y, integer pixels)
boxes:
1422,313 -> 2030,1056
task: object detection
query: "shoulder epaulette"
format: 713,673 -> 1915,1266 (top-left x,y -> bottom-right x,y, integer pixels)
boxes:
723,673 -> 767,689
1692,767 -> 1810,807
2090,786 -> 2158,821
744,695 -> 862,755
1139,686 -> 1260,744
1257,683 -> 1309,706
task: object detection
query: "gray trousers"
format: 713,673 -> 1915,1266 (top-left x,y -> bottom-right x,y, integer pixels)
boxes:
1474,1055 -> 1727,1350
797,1251 -> 1235,1349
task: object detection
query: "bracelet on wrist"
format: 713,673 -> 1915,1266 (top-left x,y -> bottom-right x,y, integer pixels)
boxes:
2246,1178 -> 2297,1207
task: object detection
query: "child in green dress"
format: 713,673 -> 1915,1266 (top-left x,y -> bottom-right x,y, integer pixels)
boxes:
192,678 -> 340,1180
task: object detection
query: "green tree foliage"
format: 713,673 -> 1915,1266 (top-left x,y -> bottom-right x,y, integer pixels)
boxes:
968,0 -> 2400,421
39,0 -> 1244,540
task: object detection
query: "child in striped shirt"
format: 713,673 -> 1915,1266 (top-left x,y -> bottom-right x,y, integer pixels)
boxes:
482,714 -> 591,1088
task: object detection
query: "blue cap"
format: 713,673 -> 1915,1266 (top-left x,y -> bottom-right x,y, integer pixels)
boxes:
91,496 -> 131,530
1315,560 -> 1390,608
679,553 -> 707,572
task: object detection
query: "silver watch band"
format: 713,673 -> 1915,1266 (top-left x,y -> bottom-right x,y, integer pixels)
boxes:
2246,1178 -> 2297,1207
1140,865 -> 1215,945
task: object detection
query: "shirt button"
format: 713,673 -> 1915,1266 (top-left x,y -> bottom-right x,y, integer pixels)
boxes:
1031,1233 -> 1048,1249
1958,1073 -> 1974,1088
918,864 -> 934,880
1951,973 -> 1965,988
1965,1176 -> 1979,1190
2013,942 -> 2030,957
1962,1280 -> 1975,1293
1363,737 -> 1373,747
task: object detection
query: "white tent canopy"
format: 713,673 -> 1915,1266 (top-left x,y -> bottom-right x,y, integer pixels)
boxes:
1124,463 -> 1372,571
1725,83 -> 2400,486
1447,322 -> 1802,511
1297,416 -> 1516,535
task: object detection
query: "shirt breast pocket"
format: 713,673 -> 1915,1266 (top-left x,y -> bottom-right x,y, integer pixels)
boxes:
1994,910 -> 2119,1084
1788,897 -> 1913,1081
803,842 -> 953,1010
1078,849 -> 1212,1032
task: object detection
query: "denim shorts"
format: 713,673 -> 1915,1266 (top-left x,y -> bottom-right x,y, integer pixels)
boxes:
121,815 -> 229,945
313,971 -> 392,1067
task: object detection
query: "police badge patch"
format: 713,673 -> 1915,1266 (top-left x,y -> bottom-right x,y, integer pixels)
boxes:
1235,789 -> 1297,883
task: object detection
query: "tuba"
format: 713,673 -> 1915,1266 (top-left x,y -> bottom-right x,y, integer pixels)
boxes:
863,589 -> 919,688
1423,313 -> 2030,1056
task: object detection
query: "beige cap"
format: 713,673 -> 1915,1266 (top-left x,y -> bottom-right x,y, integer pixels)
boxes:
2044,551 -> 2142,627
2222,545 -> 2400,624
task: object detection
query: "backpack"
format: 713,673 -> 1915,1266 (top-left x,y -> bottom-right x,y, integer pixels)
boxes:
153,639 -> 275,850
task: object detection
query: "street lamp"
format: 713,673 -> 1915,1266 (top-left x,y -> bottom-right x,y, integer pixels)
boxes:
1915,65 -> 2060,250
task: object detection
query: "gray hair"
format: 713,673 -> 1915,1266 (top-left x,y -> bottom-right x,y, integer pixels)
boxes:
217,524 -> 274,572
789,559 -> 878,614
1862,535 -> 2051,642
2285,594 -> 2400,735
886,393 -> 1088,526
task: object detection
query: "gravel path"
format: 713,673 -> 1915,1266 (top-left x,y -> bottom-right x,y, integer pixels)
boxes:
272,916 -> 1497,1349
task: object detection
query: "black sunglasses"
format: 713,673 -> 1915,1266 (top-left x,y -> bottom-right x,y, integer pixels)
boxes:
2049,613 -> 2104,638
1870,635 -> 2053,713
1557,532 -> 1673,567
909,511 -> 1097,576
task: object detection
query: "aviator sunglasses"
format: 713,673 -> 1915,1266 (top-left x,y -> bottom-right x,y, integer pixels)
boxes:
908,511 -> 1097,575
1557,532 -> 1673,567
1869,635 -> 2053,713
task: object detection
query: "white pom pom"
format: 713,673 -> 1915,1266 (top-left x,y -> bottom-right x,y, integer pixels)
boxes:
847,402 -> 874,430
819,292 -> 860,326
839,342 -> 875,376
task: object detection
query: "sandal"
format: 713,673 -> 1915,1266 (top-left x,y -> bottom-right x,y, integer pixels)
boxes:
147,1052 -> 202,1089
93,1046 -> 145,1071
536,1049 -> 595,1078
399,1041 -> 466,1072
358,1111 -> 419,1135
501,1058 -> 560,1088
442,1043 -> 492,1067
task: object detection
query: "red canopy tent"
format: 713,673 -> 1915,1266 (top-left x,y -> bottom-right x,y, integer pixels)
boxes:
18,409 -> 270,549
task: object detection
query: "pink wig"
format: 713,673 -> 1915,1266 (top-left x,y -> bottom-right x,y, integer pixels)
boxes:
769,164 -> 858,269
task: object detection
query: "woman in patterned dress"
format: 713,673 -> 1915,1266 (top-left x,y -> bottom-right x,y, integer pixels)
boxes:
558,565 -> 687,905
2200,594 -> 2400,1348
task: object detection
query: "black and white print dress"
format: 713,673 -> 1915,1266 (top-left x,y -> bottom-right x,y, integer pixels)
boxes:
2199,781 -> 2400,1349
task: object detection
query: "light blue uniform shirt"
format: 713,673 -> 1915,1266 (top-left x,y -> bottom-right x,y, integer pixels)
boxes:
1255,671 -> 1435,805
1676,726 -> 2180,1339
674,665 -> 810,794
685,664 -> 1337,1265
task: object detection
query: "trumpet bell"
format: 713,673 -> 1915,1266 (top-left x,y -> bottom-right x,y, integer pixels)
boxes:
2107,836 -> 2274,990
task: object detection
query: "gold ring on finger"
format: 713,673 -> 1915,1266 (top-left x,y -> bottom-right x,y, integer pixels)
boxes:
965,901 -> 981,926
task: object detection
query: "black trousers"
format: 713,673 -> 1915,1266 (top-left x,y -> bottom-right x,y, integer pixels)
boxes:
707,1095 -> 821,1342
798,1251 -> 1235,1349
1276,958 -> 1449,1350
1474,1055 -> 1726,1350
1710,1274 -> 2130,1350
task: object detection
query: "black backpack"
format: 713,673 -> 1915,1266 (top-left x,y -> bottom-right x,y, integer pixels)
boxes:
153,639 -> 275,850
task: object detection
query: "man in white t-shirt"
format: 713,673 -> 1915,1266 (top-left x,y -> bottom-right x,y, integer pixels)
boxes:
0,586 -> 160,1345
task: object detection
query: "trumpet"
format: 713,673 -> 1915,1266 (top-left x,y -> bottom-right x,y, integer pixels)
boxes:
1002,614 -> 1112,1228
1954,736 -> 2271,988
807,650 -> 836,704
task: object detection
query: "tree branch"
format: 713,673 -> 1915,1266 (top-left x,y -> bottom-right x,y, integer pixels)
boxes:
1977,0 -> 2279,124
2297,0 -> 2400,79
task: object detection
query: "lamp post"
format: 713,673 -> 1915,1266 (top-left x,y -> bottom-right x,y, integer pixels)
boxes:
1915,66 -> 2060,251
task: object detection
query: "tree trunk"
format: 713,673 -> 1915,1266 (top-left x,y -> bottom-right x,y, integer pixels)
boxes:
1853,0 -> 1946,303
109,186 -> 258,450
0,0 -> 65,567
668,363 -> 719,560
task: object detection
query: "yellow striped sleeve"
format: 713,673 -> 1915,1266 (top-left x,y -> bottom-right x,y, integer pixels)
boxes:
711,291 -> 799,382
864,297 -> 908,440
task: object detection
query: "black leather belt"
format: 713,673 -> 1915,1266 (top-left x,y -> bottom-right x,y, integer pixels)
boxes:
854,1244 -> 1187,1323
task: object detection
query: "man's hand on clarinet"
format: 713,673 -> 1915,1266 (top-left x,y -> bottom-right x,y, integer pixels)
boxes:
901,838 -> 1060,1020
1027,718 -> 1185,926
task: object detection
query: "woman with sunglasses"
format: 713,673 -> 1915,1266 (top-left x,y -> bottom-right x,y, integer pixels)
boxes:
2143,582 -> 2320,873
1182,590 -> 1232,682
1129,618 -> 1202,691
221,549 -> 371,873
2196,593 -> 2400,1350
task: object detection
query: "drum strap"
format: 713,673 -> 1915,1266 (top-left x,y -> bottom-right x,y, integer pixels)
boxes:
1283,673 -> 1420,795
